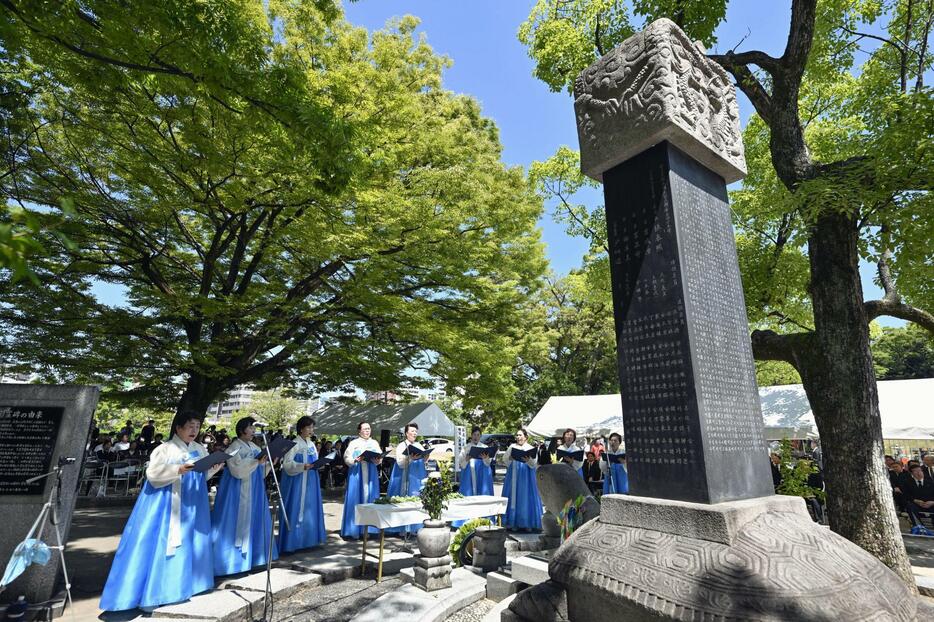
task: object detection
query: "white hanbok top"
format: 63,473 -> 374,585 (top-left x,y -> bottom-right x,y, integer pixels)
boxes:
458,442 -> 492,469
558,442 -> 584,471
504,443 -> 537,468
344,437 -> 382,483
225,438 -> 271,548
598,449 -> 627,475
281,436 -> 316,524
145,436 -> 220,555
394,440 -> 425,468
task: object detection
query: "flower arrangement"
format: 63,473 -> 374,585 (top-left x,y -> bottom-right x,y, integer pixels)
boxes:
420,458 -> 456,521
449,518 -> 492,567
558,494 -> 586,541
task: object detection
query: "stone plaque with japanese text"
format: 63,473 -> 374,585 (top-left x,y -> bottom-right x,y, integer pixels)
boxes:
0,405 -> 65,495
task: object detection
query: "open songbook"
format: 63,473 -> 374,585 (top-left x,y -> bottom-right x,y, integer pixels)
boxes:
266,437 -> 296,461
468,445 -> 496,460
510,447 -> 537,461
602,452 -> 626,464
358,449 -> 390,462
190,451 -> 229,472
310,450 -> 338,469
557,447 -> 585,462
402,443 -> 430,458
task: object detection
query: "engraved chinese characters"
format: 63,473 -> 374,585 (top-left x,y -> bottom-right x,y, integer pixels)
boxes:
574,18 -> 746,184
0,405 -> 65,495
603,142 -> 773,504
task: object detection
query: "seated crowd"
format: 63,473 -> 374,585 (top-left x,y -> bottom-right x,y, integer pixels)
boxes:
886,453 -> 934,529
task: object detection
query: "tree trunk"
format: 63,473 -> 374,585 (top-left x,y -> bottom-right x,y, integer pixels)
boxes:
798,211 -> 916,590
175,375 -> 219,419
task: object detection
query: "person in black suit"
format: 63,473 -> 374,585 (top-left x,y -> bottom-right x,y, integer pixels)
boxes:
903,465 -> 934,528
770,453 -> 782,491
583,451 -> 602,493
887,458 -> 907,513
922,454 -> 934,482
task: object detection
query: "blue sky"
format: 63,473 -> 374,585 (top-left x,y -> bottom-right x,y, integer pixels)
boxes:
342,0 -> 901,326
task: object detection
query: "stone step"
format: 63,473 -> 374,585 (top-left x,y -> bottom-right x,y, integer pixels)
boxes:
356,567 -> 486,622
504,532 -> 543,552
482,594 -> 517,622
287,553 -> 363,583
223,567 -> 322,599
509,555 -> 549,587
486,571 -> 521,602
917,574 -> 934,599
151,588 -> 264,622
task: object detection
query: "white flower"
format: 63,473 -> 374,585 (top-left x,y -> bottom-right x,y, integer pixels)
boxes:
428,471 -> 442,479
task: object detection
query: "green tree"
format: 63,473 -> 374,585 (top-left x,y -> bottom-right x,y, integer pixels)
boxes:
518,0 -> 933,586
233,389 -> 303,433
0,4 -> 546,425
872,324 -> 934,380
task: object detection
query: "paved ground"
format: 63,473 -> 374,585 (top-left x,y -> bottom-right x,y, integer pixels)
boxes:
53,482 -> 934,621
444,598 -> 495,622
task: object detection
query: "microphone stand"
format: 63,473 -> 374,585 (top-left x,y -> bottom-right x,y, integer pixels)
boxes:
18,458 -> 76,621
254,432 -> 288,622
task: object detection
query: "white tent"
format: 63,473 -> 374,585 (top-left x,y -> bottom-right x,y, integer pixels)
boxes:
526,394 -> 624,438
312,401 -> 456,438
527,378 -> 934,440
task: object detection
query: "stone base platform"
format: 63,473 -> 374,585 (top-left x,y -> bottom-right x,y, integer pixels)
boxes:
507,494 -> 920,621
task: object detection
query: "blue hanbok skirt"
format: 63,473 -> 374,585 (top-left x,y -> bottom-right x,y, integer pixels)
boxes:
453,459 -> 495,527
279,459 -> 326,553
502,461 -> 542,530
99,473 -> 213,611
211,466 -> 277,575
340,461 -> 380,538
603,463 -> 629,495
385,459 -> 427,533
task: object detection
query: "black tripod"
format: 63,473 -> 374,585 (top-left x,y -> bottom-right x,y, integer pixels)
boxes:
255,434 -> 288,622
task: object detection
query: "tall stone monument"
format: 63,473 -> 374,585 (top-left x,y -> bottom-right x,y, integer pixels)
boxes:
0,384 -> 99,606
505,18 -> 919,622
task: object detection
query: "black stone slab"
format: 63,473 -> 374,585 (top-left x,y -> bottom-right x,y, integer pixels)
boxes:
602,141 -> 772,504
0,405 -> 65,495
0,385 -> 98,604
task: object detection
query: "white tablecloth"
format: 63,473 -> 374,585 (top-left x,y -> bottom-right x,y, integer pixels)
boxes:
355,495 -> 508,530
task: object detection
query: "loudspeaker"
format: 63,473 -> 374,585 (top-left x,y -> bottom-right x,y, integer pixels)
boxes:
379,429 -> 391,450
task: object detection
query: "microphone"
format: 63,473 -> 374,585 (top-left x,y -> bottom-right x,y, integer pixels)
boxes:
253,422 -> 269,428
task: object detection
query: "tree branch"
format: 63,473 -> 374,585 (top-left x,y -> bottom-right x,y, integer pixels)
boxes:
864,300 -> 934,333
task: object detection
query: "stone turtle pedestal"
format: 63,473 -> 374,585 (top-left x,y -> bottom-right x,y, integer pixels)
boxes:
506,494 -> 918,621
473,526 -> 507,572
413,554 -> 452,592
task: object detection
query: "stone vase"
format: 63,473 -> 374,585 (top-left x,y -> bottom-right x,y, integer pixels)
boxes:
416,519 -> 450,557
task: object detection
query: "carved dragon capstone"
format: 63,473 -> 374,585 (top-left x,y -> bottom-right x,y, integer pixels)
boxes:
574,17 -> 746,184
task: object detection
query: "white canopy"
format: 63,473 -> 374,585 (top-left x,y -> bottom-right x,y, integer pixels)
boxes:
526,394 -> 625,438
312,401 -> 455,438
527,378 -> 934,440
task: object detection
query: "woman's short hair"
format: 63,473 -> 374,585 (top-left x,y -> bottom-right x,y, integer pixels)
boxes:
357,421 -> 369,431
235,416 -> 257,437
563,428 -> 577,441
516,427 -> 529,437
404,422 -> 419,433
609,432 -> 622,443
296,416 -> 315,433
170,412 -> 203,438
471,426 -> 482,435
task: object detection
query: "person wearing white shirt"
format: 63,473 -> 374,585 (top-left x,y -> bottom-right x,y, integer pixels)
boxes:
100,413 -> 222,612
599,432 -> 629,495
210,416 -> 277,575
279,416 -> 327,552
502,428 -> 542,531
340,422 -> 383,539
458,426 -> 493,496
556,428 -> 584,477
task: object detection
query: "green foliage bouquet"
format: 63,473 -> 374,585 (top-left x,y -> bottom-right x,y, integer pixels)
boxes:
420,458 -> 458,520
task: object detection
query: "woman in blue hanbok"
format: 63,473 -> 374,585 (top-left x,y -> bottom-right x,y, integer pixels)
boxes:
211,417 -> 277,576
453,426 -> 494,527
557,428 -> 584,479
100,413 -> 222,612
386,423 -> 428,534
600,433 -> 629,495
278,416 -> 327,553
340,422 -> 382,539
502,428 -> 542,531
